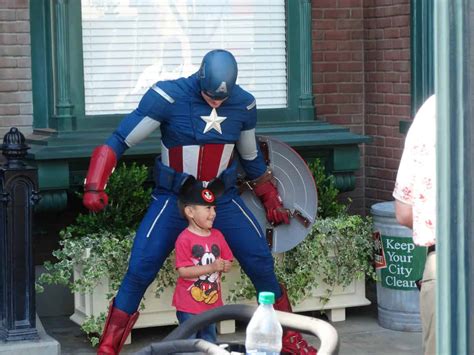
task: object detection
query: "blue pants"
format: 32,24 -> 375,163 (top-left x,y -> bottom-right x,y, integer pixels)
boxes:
176,310 -> 217,343
115,190 -> 281,314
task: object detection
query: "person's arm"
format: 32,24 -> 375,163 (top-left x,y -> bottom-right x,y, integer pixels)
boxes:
395,199 -> 413,228
83,86 -> 169,212
235,97 -> 267,180
177,258 -> 224,279
393,105 -> 418,227
235,97 -> 289,225
217,230 -> 234,273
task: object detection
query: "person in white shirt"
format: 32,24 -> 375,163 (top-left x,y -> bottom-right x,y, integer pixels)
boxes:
393,95 -> 436,355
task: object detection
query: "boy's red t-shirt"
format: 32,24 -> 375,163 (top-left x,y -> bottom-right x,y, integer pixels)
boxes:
172,228 -> 233,314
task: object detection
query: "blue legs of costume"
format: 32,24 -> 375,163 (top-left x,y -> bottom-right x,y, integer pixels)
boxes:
115,194 -> 187,313
212,194 -> 282,299
98,194 -> 186,355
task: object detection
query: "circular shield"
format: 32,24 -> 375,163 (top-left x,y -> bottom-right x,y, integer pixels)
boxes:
239,136 -> 318,253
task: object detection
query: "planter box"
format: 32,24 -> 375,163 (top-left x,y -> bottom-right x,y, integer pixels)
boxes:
70,264 -> 370,342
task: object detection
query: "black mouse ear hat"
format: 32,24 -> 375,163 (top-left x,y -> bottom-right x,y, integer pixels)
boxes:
178,176 -> 225,206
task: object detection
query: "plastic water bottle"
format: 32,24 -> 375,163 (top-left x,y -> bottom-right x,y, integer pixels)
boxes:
245,291 -> 283,354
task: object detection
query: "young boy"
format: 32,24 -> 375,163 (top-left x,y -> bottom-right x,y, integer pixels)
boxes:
172,177 -> 233,343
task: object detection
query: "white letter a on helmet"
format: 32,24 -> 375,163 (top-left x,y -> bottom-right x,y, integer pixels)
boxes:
215,81 -> 228,94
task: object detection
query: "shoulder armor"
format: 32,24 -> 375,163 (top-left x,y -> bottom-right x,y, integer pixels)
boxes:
246,100 -> 256,110
151,84 -> 175,104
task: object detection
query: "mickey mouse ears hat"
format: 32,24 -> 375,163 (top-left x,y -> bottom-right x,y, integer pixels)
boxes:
178,176 -> 225,206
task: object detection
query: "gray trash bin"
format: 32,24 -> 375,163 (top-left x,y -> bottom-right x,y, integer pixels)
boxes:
371,201 -> 427,332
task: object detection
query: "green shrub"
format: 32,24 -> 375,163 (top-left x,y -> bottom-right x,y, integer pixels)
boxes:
228,214 -> 376,306
307,158 -> 348,218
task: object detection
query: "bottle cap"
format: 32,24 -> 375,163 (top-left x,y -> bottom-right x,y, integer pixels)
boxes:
258,291 -> 275,305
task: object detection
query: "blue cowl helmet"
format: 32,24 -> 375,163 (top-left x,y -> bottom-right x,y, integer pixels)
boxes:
199,49 -> 238,100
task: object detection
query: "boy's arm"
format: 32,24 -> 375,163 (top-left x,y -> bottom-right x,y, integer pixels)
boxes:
223,259 -> 232,273
177,258 -> 224,279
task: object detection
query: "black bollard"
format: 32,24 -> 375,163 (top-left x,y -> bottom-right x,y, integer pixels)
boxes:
0,127 -> 40,341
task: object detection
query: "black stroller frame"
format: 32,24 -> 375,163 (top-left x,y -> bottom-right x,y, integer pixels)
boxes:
135,304 -> 339,355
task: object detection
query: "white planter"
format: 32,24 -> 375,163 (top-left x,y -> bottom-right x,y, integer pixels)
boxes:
70,264 -> 370,342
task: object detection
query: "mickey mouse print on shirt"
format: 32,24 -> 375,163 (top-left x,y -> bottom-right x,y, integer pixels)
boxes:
190,244 -> 221,305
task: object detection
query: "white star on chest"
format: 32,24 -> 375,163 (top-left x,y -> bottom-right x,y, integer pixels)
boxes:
200,108 -> 227,134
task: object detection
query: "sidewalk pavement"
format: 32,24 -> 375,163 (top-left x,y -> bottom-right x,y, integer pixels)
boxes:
39,301 -> 423,355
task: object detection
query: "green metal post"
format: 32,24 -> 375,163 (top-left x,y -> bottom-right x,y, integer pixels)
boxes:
53,0 -> 75,130
410,0 -> 434,116
435,0 -> 472,353
297,0 -> 315,121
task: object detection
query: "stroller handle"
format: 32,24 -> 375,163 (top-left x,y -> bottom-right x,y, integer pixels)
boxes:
136,304 -> 339,355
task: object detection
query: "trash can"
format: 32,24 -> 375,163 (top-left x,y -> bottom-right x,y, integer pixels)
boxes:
371,201 -> 427,332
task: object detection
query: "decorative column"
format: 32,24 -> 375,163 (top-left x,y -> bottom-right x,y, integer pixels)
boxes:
0,128 -> 40,341
436,0 -> 473,353
53,0 -> 75,130
298,0 -> 315,121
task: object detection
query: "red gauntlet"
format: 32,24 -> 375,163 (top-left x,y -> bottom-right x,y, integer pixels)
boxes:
252,170 -> 289,226
83,145 -> 117,212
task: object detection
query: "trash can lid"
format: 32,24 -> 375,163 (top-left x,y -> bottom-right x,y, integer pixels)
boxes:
370,201 -> 395,217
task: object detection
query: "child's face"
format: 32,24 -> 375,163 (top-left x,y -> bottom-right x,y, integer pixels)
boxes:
186,204 -> 216,231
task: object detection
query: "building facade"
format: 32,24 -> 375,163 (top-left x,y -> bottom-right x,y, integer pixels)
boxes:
0,0 -> 420,215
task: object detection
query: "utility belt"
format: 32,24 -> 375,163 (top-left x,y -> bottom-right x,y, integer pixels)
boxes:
153,157 -> 238,194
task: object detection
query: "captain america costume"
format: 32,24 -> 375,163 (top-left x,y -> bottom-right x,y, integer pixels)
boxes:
86,50 -> 317,355
106,73 -> 281,314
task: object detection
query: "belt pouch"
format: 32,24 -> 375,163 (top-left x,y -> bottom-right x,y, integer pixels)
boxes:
154,159 -> 176,191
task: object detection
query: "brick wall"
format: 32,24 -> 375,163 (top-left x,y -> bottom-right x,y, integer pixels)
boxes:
312,0 -> 366,214
363,0 -> 411,209
312,0 -> 411,213
0,0 -> 32,139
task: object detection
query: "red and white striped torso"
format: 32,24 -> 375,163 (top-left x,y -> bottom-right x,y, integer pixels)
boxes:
161,142 -> 235,181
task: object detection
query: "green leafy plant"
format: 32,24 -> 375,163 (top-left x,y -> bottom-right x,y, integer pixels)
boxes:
307,158 -> 348,218
303,215 -> 376,304
228,215 -> 376,307
67,161 -> 153,238
80,313 -> 106,347
36,162 -> 152,293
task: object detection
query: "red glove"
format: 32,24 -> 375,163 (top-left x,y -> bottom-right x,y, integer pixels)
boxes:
252,175 -> 290,226
83,145 -> 117,212
83,191 -> 109,213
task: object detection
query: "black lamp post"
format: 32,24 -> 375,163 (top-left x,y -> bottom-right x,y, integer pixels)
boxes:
0,127 -> 40,341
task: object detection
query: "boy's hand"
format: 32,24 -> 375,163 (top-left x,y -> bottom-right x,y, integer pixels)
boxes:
223,260 -> 233,273
212,258 -> 225,272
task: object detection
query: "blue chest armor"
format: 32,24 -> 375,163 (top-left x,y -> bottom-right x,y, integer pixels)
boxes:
157,76 -> 255,149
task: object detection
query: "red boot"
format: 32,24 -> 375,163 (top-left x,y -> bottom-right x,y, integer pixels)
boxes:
97,300 -> 139,355
274,286 -> 318,355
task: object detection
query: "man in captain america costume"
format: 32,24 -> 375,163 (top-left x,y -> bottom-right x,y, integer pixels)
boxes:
84,49 -> 317,355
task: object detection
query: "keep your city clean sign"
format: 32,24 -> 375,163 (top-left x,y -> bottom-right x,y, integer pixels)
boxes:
374,231 -> 427,290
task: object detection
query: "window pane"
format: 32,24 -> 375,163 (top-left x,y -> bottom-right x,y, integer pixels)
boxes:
81,0 -> 287,115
